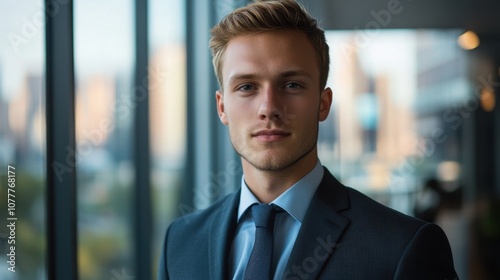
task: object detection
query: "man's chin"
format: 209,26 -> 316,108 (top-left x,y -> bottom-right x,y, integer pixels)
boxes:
238,142 -> 317,173
243,154 -> 297,172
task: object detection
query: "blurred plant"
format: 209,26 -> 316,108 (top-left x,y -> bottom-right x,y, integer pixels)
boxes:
0,172 -> 45,279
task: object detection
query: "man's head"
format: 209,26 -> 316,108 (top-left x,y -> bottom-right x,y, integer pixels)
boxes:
211,0 -> 332,174
210,0 -> 330,91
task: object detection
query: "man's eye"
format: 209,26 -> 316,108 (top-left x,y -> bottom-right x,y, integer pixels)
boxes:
285,82 -> 301,89
238,84 -> 254,91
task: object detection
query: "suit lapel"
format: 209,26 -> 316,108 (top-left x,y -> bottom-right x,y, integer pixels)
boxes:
284,168 -> 351,279
208,189 -> 240,280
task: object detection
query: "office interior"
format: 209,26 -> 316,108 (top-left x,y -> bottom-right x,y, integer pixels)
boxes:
0,0 -> 499,279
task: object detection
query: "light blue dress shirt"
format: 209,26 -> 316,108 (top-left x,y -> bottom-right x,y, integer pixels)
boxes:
229,161 -> 324,280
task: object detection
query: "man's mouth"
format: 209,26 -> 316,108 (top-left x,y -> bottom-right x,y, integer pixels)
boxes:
252,129 -> 291,142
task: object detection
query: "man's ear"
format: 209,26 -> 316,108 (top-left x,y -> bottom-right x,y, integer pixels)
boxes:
319,87 -> 332,122
216,90 -> 228,125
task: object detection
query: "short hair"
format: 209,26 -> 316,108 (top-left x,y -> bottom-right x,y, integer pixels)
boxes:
209,0 -> 330,90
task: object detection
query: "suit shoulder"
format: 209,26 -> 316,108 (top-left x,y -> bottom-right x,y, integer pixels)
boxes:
167,191 -> 237,236
394,223 -> 457,279
338,185 -> 456,275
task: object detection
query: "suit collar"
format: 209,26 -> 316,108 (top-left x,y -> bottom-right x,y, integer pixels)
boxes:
283,167 -> 351,279
208,189 -> 241,280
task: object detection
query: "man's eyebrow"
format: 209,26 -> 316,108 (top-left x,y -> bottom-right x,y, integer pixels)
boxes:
228,73 -> 260,83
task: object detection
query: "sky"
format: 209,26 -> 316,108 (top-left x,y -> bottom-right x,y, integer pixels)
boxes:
0,0 -> 184,101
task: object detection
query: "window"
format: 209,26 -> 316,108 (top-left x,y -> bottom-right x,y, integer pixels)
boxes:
0,1 -> 46,279
149,0 -> 186,277
74,1 -> 135,279
320,30 -> 469,214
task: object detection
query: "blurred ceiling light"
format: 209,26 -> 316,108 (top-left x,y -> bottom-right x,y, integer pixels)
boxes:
457,30 -> 480,50
437,161 -> 461,182
480,87 -> 496,112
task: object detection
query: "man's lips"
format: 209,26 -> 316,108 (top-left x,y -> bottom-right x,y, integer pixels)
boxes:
252,129 -> 291,142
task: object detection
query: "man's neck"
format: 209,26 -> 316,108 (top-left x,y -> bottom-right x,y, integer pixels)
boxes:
242,150 -> 319,204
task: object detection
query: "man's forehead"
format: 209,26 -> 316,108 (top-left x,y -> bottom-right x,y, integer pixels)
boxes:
222,31 -> 318,75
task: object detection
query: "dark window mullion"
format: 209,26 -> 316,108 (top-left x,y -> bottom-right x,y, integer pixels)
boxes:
133,0 -> 152,278
45,0 -> 78,279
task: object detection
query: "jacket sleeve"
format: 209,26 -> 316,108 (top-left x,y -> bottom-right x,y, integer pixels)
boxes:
394,223 -> 458,280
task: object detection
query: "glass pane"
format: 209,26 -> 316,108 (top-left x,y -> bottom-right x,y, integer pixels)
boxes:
0,1 -> 46,280
321,29 -> 468,214
74,1 -> 135,279
149,0 -> 186,277
321,29 -> 471,279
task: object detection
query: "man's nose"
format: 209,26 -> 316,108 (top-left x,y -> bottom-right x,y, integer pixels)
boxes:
257,86 -> 283,121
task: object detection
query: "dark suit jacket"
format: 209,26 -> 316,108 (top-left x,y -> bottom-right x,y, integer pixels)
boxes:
158,167 -> 458,279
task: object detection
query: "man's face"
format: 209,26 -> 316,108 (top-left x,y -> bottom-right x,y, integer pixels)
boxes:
216,29 -> 332,172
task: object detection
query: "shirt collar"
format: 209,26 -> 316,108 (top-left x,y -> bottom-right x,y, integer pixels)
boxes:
237,160 -> 324,223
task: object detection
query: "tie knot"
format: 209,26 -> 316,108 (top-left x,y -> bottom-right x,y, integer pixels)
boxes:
251,204 -> 276,229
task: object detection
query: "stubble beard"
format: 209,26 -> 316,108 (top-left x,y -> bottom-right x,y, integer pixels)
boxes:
229,123 -> 319,173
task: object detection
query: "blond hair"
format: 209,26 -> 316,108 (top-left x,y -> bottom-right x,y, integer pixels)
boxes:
209,0 -> 330,90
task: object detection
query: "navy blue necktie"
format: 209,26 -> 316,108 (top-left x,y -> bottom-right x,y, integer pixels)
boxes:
244,204 -> 277,280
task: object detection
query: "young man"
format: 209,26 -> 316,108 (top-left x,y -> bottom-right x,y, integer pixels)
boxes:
158,1 -> 458,279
